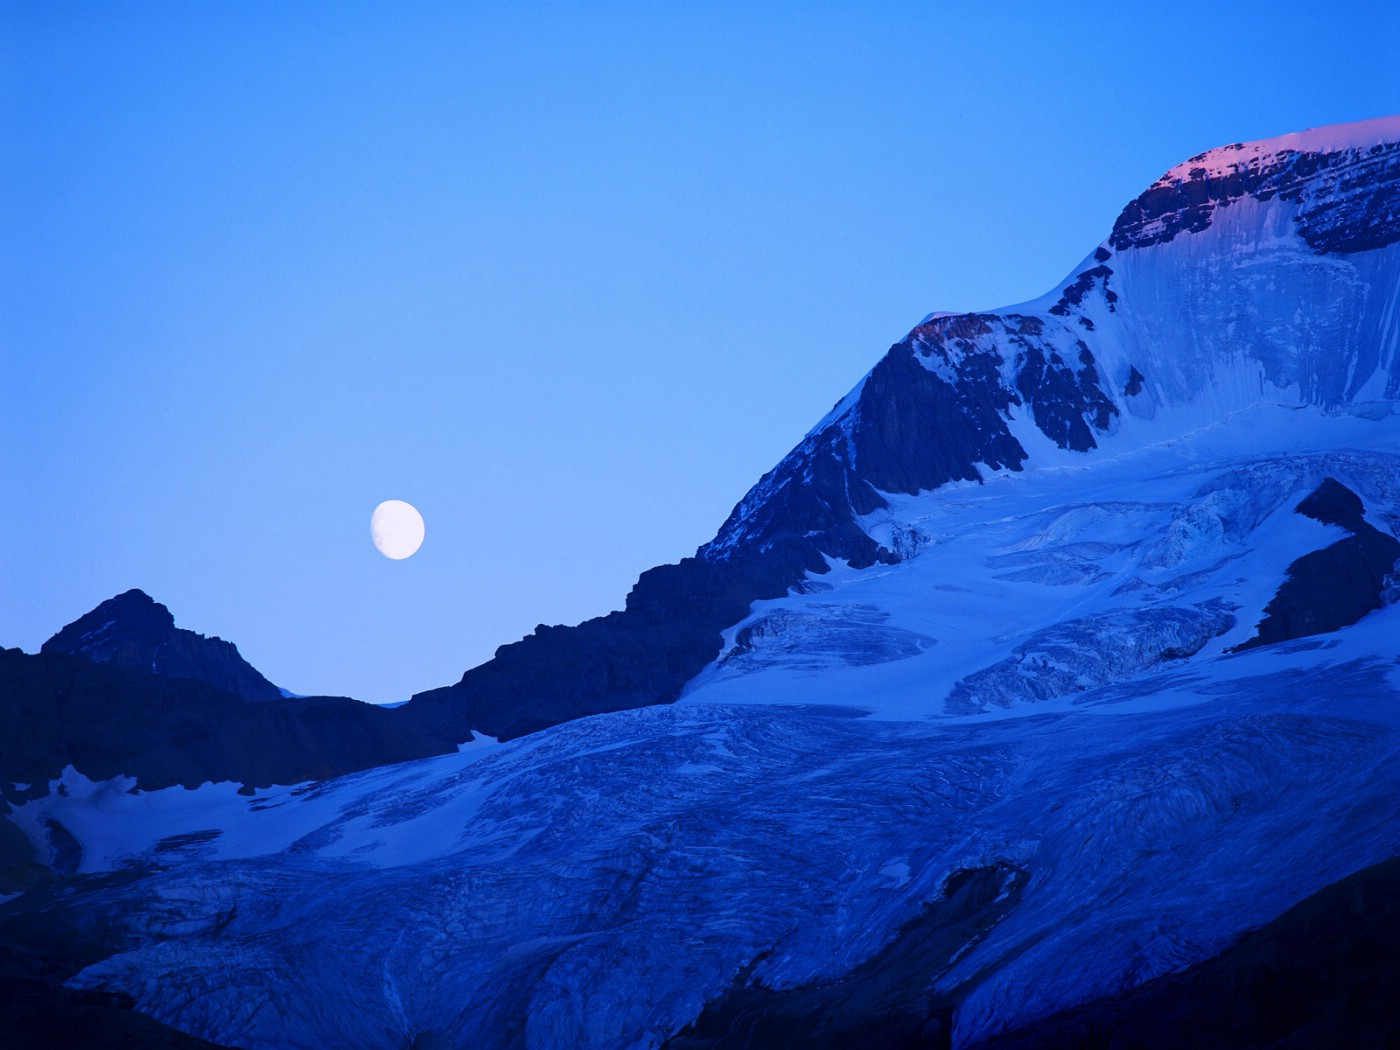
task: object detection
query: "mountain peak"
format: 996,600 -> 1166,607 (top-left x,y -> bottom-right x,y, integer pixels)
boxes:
1167,115 -> 1400,182
42,589 -> 174,656
101,587 -> 170,618
1111,114 -> 1400,255
112,587 -> 158,602
42,590 -> 283,702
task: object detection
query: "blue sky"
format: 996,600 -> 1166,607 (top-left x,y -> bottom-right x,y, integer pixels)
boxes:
4,1 -> 1399,702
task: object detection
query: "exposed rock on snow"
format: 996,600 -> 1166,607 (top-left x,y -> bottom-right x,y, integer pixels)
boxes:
1236,477 -> 1400,649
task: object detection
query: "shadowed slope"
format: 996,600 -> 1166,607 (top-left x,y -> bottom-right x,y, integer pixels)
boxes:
0,647 -> 456,795
41,590 -> 283,703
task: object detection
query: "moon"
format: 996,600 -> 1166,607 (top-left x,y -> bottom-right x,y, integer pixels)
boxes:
370,500 -> 425,560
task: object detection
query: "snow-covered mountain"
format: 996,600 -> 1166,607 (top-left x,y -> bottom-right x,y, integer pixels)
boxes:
4,116 -> 1400,1049
407,115 -> 1400,744
702,117 -> 1400,568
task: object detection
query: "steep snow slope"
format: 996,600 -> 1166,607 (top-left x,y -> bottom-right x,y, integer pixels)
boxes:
5,117 -> 1400,1049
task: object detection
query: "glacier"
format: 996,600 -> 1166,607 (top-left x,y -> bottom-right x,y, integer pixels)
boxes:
5,116 -> 1400,1048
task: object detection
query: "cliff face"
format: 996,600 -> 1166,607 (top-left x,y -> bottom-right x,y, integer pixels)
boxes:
41,589 -> 284,703
1111,120 -> 1400,256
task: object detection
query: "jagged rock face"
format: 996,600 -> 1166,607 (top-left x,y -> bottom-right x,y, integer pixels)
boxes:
1235,478 -> 1400,650
1112,132 -> 1400,255
41,589 -> 283,702
701,319 -> 1036,568
407,550 -> 810,741
699,310 -> 1121,568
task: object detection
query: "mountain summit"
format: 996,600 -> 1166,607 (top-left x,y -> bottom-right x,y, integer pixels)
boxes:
702,115 -> 1400,565
41,588 -> 284,702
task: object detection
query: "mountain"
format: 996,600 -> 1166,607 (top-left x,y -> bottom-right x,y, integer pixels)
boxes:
0,644 -> 458,804
1,591 -> 461,805
41,589 -> 284,702
407,115 -> 1400,742
4,116 -> 1400,1049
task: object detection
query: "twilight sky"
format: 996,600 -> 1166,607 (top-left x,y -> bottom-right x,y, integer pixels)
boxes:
4,1 -> 1399,703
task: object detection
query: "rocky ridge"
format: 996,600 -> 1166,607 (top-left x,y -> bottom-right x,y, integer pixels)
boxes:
41,589 -> 283,703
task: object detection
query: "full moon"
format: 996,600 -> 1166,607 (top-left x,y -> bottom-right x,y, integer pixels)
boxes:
370,500 -> 425,560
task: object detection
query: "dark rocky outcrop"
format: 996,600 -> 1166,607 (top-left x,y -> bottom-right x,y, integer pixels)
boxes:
0,976 -> 241,1050
1047,263 -> 1118,315
1294,475 -> 1370,530
0,646 -> 457,794
702,327 -> 1034,567
42,590 -> 283,702
405,549 -> 817,741
0,816 -> 43,895
1012,338 -> 1117,452
970,853 -> 1400,1049
1235,479 -> 1400,651
851,330 -> 1029,494
698,310 -> 1123,567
